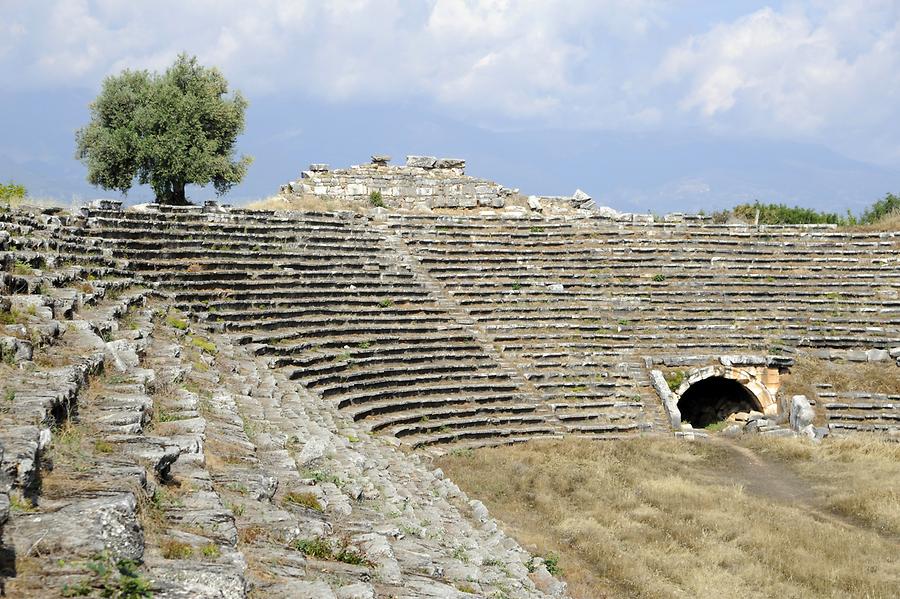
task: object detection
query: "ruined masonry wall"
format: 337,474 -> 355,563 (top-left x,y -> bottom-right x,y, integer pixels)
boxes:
283,155 -> 517,210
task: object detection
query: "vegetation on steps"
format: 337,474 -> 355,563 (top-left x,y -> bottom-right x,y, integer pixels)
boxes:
709,193 -> 900,227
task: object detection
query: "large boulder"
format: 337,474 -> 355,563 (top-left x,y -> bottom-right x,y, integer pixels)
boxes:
7,492 -> 143,561
789,395 -> 816,431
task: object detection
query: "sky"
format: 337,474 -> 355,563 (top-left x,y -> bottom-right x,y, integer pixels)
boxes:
1,0 -> 899,214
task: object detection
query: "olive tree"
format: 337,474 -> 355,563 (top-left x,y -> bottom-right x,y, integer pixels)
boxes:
76,54 -> 251,205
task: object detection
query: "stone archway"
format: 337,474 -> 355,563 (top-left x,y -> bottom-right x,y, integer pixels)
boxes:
677,377 -> 758,427
672,365 -> 778,428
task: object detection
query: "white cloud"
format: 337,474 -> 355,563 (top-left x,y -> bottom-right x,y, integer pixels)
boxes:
1,0 -> 664,121
656,1 -> 900,164
1,1 -> 899,165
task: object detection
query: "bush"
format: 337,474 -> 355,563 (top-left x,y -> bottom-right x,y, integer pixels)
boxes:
282,491 -> 323,511
0,181 -> 26,206
369,190 -> 385,208
665,370 -> 685,392
859,193 -> 900,225
709,194 -> 899,228
732,201 -> 842,225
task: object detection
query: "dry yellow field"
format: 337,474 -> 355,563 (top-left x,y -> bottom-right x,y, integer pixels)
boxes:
438,436 -> 900,599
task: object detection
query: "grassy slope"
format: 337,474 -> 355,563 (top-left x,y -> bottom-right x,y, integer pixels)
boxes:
438,437 -> 900,599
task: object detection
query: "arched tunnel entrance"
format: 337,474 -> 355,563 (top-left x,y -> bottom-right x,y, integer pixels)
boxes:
677,376 -> 760,428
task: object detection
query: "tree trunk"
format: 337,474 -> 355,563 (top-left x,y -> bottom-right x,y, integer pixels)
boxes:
172,182 -> 188,205
158,181 -> 190,205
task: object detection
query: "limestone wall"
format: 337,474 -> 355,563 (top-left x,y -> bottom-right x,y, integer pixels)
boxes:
282,154 -> 518,210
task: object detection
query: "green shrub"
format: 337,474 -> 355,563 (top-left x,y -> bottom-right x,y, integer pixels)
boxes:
665,370 -> 686,392
62,554 -> 152,598
0,181 -> 26,206
190,336 -> 217,355
12,261 -> 34,275
282,491 -> 323,511
543,552 -> 562,576
732,201 -> 842,225
292,537 -> 373,566
859,193 -> 900,225
166,315 -> 189,330
293,537 -> 334,559
369,190 -> 385,208
160,539 -> 193,560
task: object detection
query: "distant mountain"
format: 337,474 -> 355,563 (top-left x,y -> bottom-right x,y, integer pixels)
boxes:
2,91 -> 897,214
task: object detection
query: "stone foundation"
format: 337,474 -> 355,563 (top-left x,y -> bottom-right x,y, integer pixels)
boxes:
281,154 -> 517,210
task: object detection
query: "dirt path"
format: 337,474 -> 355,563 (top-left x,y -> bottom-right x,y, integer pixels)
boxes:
705,436 -> 900,543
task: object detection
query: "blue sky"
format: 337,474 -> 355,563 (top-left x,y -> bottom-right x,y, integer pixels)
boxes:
2,1 -> 899,214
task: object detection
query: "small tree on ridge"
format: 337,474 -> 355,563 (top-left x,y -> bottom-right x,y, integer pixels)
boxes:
76,53 -> 251,205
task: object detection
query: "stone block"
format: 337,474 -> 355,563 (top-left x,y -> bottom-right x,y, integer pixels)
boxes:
595,205 -> 622,219
346,183 -> 368,196
845,350 -> 868,362
8,492 -> 143,561
371,154 -> 391,165
406,155 -> 436,168
309,163 -> 329,172
435,157 -> 466,169
867,348 -> 891,362
720,354 -> 766,366
790,395 -> 816,431
11,296 -> 52,320
105,339 -> 141,372
572,189 -> 593,208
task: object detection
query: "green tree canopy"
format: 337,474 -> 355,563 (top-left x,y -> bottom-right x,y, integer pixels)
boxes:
76,54 -> 251,205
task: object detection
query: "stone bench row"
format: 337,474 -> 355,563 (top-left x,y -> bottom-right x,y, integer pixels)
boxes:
333,378 -> 521,412
401,235 -> 899,256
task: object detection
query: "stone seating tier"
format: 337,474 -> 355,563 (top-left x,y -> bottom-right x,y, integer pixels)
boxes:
78,207 -> 899,445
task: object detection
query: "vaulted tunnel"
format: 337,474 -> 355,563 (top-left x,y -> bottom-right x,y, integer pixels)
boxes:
677,376 -> 760,428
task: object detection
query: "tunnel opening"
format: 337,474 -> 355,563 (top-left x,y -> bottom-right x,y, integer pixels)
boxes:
677,376 -> 760,428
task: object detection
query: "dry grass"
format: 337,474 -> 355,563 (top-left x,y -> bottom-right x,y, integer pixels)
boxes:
782,356 -> 900,399
438,437 -> 900,599
846,210 -> 900,232
245,193 -> 347,213
742,434 -> 900,535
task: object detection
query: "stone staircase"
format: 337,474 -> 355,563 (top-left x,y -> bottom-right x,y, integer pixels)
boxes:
76,205 -> 900,447
2,199 -> 898,595
1,205 -> 563,596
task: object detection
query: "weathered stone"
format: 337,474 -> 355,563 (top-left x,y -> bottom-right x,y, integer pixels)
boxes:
356,532 -> 402,584
435,157 -> 465,169
336,582 -> 376,599
595,205 -> 622,219
105,339 -> 141,372
790,395 -> 816,431
298,437 -> 328,466
720,354 -> 766,366
0,335 -> 32,363
867,348 -> 891,362
371,154 -> 391,165
308,163 -> 329,172
406,155 -> 437,168
8,492 -> 143,560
